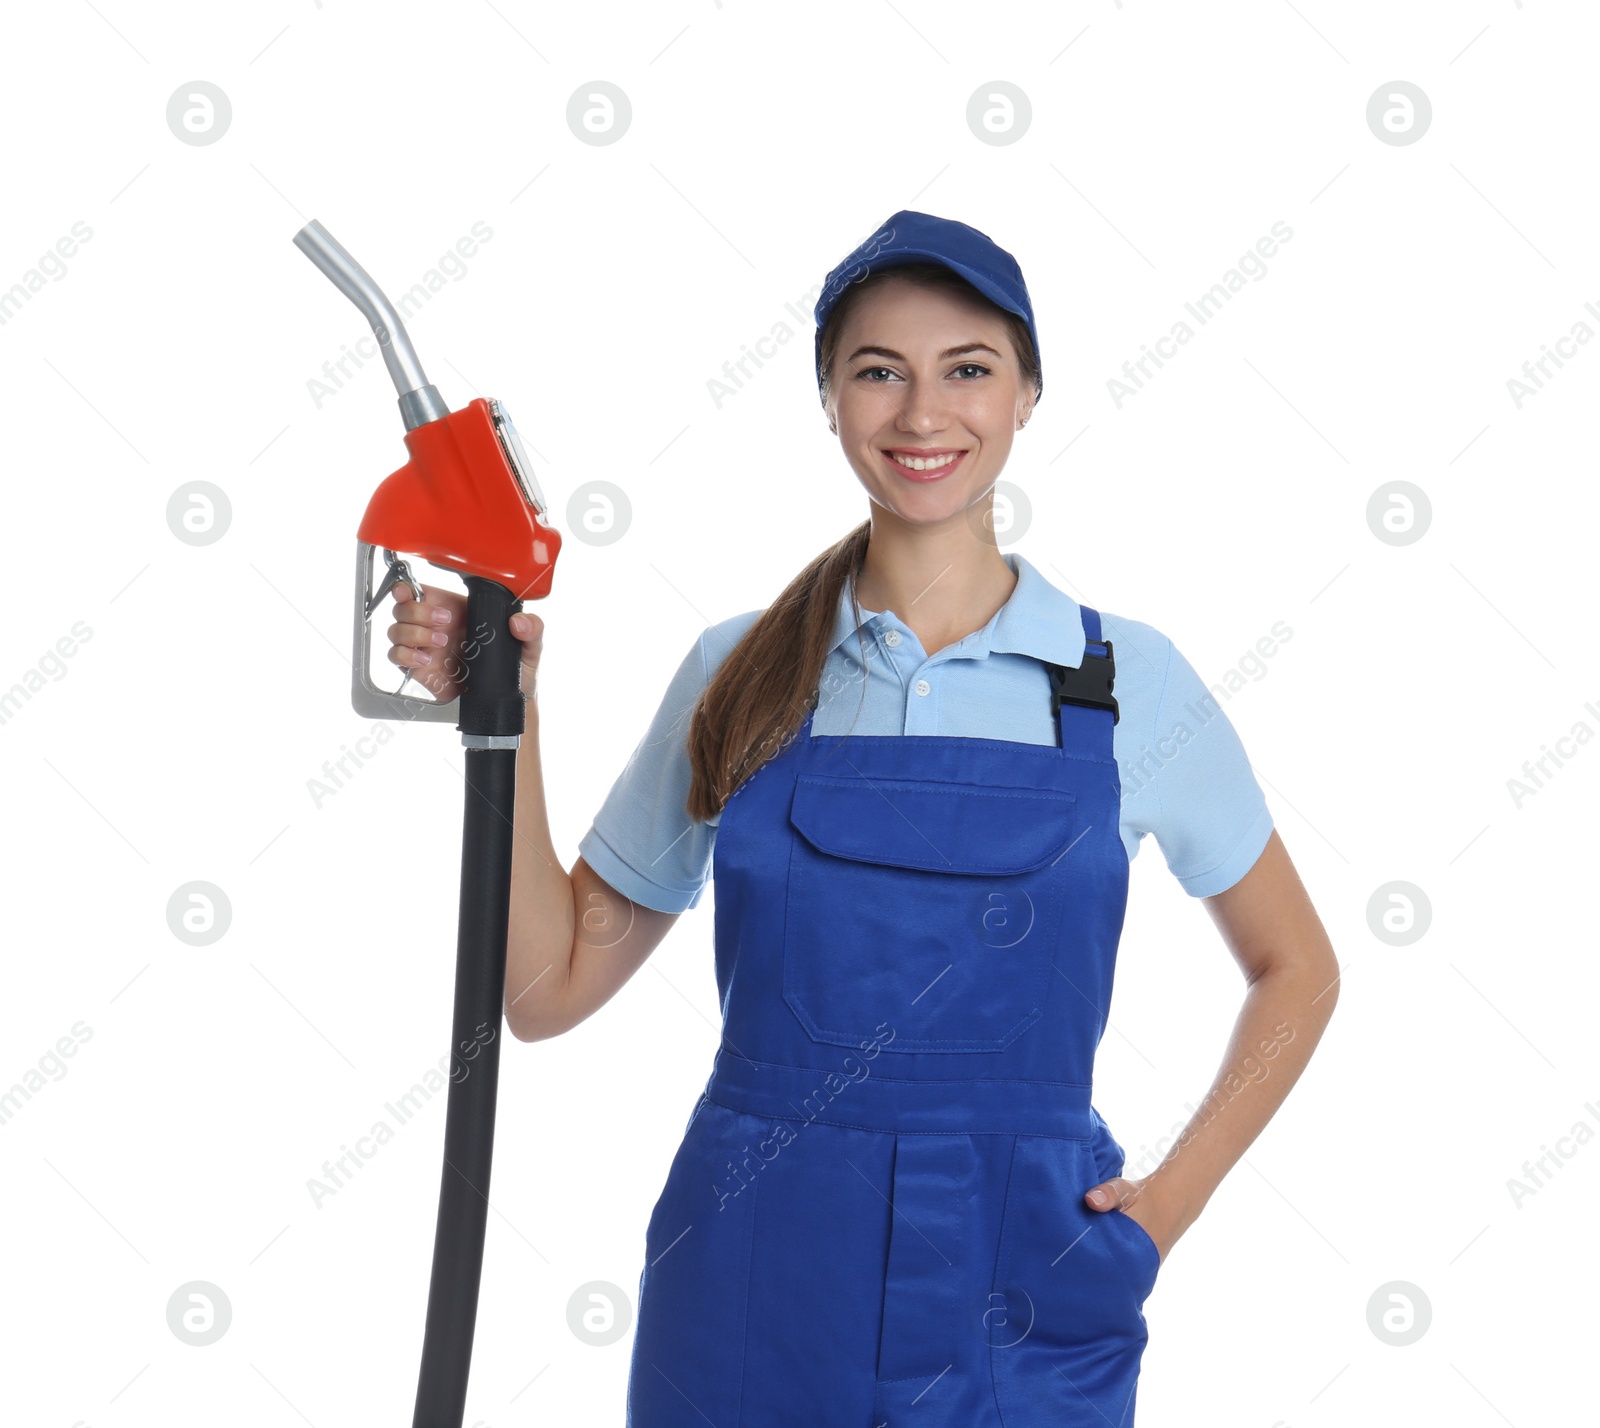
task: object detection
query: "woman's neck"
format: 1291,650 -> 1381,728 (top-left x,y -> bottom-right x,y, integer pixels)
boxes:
852,531 -> 1018,659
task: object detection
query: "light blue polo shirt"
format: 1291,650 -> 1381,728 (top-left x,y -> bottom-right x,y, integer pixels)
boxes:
577,552 -> 1274,914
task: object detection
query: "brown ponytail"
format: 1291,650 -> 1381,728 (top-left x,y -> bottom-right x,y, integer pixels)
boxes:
684,260 -> 1041,822
684,520 -> 871,822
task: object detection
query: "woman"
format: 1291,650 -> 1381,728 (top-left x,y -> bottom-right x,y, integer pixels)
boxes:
387,210 -> 1339,1426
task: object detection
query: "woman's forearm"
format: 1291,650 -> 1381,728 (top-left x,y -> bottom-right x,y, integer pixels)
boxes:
1143,953 -> 1339,1238
503,699 -> 578,1040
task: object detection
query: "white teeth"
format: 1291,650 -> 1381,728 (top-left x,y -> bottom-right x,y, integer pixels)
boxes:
891,451 -> 960,472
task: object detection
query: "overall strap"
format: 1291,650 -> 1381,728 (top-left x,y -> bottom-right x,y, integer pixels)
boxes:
1047,603 -> 1118,757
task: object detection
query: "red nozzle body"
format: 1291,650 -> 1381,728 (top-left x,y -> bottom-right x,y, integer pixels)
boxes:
357,398 -> 561,600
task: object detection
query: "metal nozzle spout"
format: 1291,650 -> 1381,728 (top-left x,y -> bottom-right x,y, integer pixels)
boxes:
293,218 -> 449,430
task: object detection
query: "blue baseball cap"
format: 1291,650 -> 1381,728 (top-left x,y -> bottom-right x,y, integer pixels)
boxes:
813,209 -> 1040,397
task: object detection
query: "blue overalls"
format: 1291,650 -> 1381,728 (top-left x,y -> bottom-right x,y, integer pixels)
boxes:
627,607 -> 1161,1427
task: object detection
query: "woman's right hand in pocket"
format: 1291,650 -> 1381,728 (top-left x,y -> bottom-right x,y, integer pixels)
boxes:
387,583 -> 545,704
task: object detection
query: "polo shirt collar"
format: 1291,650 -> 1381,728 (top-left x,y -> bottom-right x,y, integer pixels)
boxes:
830,551 -> 1088,668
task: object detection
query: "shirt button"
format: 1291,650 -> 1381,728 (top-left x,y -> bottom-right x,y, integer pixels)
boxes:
914,678 -> 931,697
883,629 -> 901,647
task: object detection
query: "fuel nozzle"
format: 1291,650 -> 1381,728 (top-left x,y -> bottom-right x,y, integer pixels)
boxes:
292,218 -> 449,431
292,218 -> 561,728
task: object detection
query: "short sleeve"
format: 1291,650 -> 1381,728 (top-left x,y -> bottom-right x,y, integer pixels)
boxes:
1140,634 -> 1274,897
577,630 -> 718,914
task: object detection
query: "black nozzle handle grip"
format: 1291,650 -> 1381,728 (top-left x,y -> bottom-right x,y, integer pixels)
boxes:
456,576 -> 527,740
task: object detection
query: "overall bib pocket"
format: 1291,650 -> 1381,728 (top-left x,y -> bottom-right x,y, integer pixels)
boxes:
782,773 -> 1078,1052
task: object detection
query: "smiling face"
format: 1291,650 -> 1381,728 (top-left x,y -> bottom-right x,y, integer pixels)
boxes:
824,272 -> 1036,528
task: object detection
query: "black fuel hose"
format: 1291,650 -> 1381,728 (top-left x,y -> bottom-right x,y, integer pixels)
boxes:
411,574 -> 525,1428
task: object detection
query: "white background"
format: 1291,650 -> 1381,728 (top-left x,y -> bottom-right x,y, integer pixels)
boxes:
1,1 -> 1594,1425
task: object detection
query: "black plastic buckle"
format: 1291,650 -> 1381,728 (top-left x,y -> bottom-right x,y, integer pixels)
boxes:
1049,639 -> 1119,724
